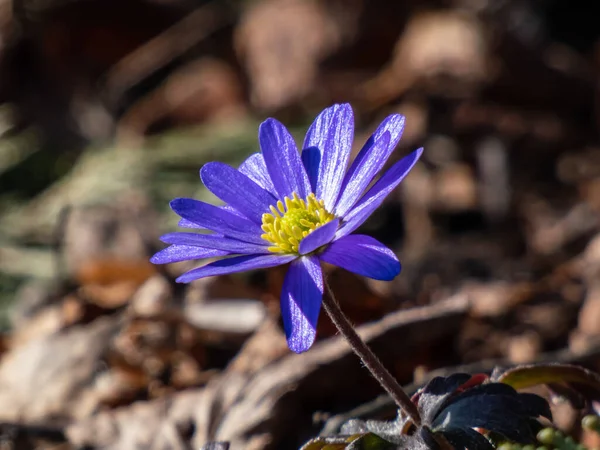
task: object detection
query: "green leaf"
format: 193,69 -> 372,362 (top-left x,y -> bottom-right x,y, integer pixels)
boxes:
301,433 -> 396,450
494,363 -> 600,392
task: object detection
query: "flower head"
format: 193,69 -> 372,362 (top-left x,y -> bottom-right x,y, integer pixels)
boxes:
151,104 -> 422,353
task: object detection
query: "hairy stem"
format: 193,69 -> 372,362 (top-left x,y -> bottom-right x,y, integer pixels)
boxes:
321,280 -> 421,426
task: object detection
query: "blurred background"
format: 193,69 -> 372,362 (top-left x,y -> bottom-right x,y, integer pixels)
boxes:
0,0 -> 600,448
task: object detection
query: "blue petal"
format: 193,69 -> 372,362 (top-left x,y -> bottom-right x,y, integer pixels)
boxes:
178,218 -> 203,229
335,114 -> 406,216
151,244 -> 229,264
301,147 -> 320,193
170,198 -> 265,244
336,148 -> 423,238
179,205 -> 245,230
259,118 -> 311,199
281,256 -> 323,353
200,162 -> 277,224
334,131 -> 391,216
302,104 -> 354,210
318,234 -> 400,280
238,153 -> 277,196
160,232 -> 270,254
176,253 -> 295,283
298,218 -> 340,255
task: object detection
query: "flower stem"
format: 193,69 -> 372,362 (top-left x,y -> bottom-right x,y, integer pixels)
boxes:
321,280 -> 421,426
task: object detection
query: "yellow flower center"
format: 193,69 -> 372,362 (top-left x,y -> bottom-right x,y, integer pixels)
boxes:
261,193 -> 336,254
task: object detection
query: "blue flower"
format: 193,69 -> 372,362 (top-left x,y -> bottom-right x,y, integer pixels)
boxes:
151,104 -> 423,353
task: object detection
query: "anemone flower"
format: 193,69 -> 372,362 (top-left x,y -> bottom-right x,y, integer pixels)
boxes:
151,103 -> 422,353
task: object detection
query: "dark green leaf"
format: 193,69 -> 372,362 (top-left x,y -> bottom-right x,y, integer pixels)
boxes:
414,373 -> 472,424
431,385 -> 547,444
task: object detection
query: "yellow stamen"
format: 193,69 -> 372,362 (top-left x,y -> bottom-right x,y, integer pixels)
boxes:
261,192 -> 336,254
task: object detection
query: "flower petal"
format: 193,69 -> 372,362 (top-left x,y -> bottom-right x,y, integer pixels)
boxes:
178,205 -> 245,230
238,152 -> 277,196
335,114 -> 406,216
373,113 -> 406,147
160,232 -> 270,254
318,234 -> 400,280
298,218 -> 340,255
170,198 -> 265,244
259,118 -> 311,200
301,146 -> 320,193
281,256 -> 323,353
334,131 -> 391,216
302,104 -> 354,210
178,218 -> 203,229
151,245 -> 229,264
336,148 -> 423,238
176,253 -> 295,283
200,162 -> 277,224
